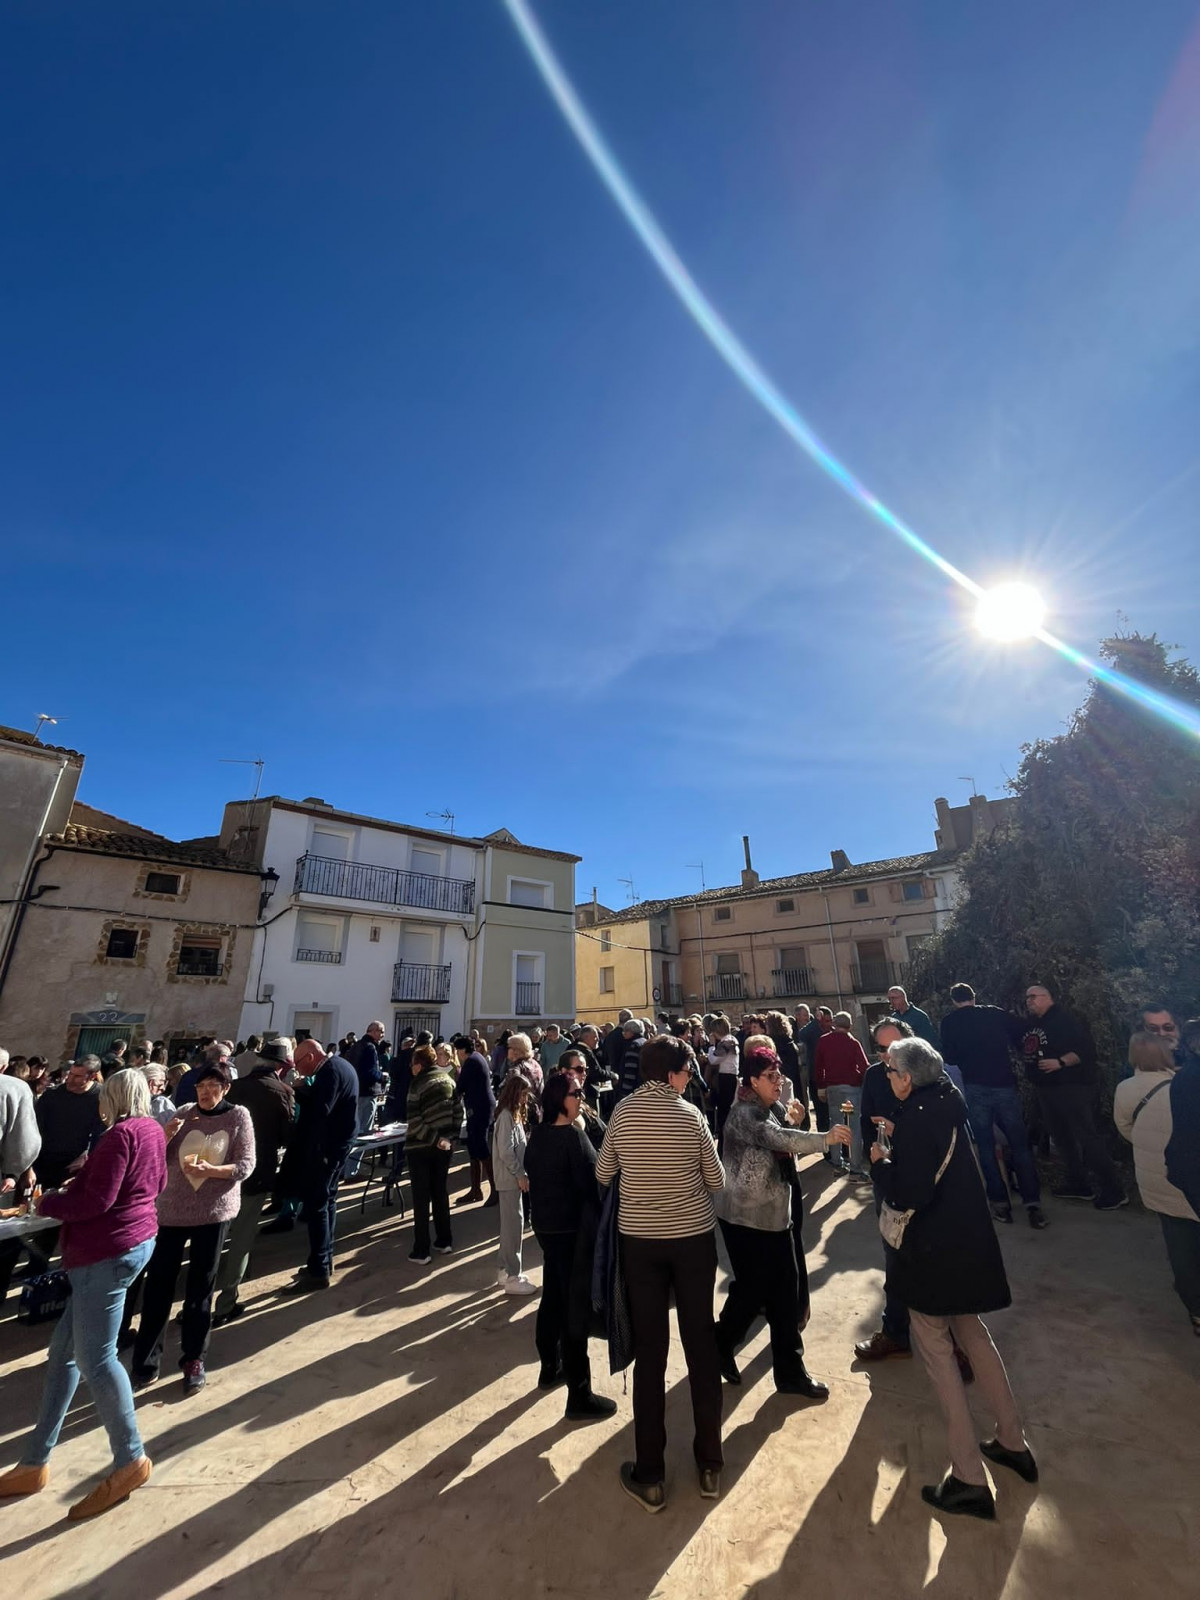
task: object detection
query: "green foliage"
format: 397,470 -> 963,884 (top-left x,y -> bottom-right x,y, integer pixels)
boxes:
911,634 -> 1200,1080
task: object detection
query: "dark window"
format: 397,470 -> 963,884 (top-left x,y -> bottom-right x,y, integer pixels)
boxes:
177,940 -> 223,977
853,887 -> 870,905
713,907 -> 732,922
776,898 -> 795,913
902,881 -> 925,902
105,927 -> 140,960
145,871 -> 182,895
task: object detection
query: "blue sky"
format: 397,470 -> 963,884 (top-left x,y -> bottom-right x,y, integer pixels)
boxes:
5,1 -> 1199,905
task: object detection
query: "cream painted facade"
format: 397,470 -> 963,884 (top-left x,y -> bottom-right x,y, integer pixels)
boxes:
574,907 -> 682,1027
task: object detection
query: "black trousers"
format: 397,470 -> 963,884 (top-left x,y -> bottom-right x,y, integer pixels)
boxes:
133,1221 -> 226,1372
715,1075 -> 737,1145
1037,1085 -> 1122,1201
716,1220 -> 806,1385
534,1230 -> 590,1397
621,1230 -> 722,1483
408,1145 -> 452,1256
302,1155 -> 345,1281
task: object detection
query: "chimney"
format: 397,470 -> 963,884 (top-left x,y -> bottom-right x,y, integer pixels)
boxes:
830,849 -> 851,873
740,835 -> 759,890
934,796 -> 954,851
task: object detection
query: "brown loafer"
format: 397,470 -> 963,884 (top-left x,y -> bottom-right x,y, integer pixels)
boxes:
853,1330 -> 912,1362
0,1464 -> 48,1497
67,1456 -> 152,1522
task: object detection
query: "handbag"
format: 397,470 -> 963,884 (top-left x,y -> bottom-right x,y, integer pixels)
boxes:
18,1269 -> 72,1325
879,1128 -> 957,1250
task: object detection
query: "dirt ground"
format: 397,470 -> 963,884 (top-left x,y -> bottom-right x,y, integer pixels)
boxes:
0,1150 -> 1195,1600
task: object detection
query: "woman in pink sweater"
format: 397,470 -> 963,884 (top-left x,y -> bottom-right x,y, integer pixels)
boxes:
0,1068 -> 166,1520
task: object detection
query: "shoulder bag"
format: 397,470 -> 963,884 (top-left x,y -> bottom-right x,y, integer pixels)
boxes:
879,1127 -> 957,1250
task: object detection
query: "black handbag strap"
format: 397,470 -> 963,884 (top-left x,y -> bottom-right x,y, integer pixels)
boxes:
1131,1078 -> 1170,1126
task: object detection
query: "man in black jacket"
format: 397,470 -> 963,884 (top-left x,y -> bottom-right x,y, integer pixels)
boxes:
343,1020 -> 386,1178
1020,984 -> 1125,1210
284,1038 -> 359,1291
214,1039 -> 296,1323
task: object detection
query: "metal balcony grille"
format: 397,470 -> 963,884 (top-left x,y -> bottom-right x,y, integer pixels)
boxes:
391,961 -> 452,1004
295,854 -> 475,915
515,981 -> 541,1016
706,973 -> 746,1002
771,966 -> 816,997
296,948 -> 343,964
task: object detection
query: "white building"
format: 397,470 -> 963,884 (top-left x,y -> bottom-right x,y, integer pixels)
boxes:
218,796 -> 579,1047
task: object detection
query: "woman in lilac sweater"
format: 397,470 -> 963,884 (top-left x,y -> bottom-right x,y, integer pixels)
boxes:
0,1068 -> 166,1521
132,1060 -> 254,1395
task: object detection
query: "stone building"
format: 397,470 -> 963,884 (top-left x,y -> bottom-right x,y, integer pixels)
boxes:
575,793 -> 1014,1032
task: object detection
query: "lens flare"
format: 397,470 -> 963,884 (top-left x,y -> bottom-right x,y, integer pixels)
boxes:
501,0 -> 1200,742
975,582 -> 1046,642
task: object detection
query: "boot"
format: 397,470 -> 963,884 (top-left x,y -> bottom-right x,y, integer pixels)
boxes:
565,1388 -> 617,1421
456,1160 -> 483,1206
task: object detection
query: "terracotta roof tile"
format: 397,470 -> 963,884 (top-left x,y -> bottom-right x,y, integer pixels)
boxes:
47,823 -> 260,874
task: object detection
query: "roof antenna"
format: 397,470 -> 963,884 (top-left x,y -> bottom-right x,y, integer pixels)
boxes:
686,860 -> 707,892
32,714 -> 64,742
618,874 -> 639,905
220,758 -> 265,799
957,775 -> 979,797
426,809 -> 456,835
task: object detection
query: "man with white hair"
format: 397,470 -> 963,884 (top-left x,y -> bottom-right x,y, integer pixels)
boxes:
0,1047 -> 42,1301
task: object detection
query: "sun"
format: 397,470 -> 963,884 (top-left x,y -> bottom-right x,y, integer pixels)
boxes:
974,581 -> 1046,642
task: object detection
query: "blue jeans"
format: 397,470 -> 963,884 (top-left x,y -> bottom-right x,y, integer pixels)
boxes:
965,1084 -> 1041,1206
22,1237 -> 154,1469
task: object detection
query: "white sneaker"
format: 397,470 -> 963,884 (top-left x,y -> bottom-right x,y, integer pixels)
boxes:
503,1275 -> 538,1296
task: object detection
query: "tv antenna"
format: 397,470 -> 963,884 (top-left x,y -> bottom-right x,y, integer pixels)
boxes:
618,874 -> 639,905
32,714 -> 64,742
957,776 -> 979,797
687,860 -> 707,892
220,758 -> 266,799
426,809 -> 456,834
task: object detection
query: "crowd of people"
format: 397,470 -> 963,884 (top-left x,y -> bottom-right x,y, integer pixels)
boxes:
0,978 -> 1196,1526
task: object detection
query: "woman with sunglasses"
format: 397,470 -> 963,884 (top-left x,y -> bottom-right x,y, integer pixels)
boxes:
716,1037 -> 850,1398
522,1073 -> 616,1421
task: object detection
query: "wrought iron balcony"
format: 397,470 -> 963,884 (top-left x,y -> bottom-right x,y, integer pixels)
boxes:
515,981 -> 541,1016
706,973 -> 747,1003
771,966 -> 816,997
391,961 -> 452,1004
296,947 -> 342,964
295,854 -> 475,915
851,960 -> 906,993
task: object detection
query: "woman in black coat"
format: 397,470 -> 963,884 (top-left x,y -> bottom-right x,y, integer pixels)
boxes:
522,1073 -> 616,1423
872,1037 -> 1037,1521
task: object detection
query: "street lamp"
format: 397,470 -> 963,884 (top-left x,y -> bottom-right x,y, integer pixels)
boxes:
258,867 -> 281,918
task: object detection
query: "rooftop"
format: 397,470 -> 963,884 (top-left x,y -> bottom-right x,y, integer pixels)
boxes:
248,796 -> 581,863
47,821 -> 262,874
0,723 -> 84,761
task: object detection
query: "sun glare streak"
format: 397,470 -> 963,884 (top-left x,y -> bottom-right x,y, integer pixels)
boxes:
500,0 -> 1200,742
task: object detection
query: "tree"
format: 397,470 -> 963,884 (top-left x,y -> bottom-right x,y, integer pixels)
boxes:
911,633 -> 1200,1082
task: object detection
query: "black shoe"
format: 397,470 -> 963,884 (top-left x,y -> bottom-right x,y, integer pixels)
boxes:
698,1467 -> 721,1500
181,1359 -> 206,1395
775,1369 -> 829,1401
283,1272 -> 330,1294
980,1438 -> 1039,1483
212,1303 -> 245,1328
455,1192 -> 483,1208
990,1204 -> 1013,1224
717,1347 -> 741,1386
565,1390 -> 617,1422
1094,1194 -> 1129,1212
921,1474 -> 996,1520
619,1462 -> 665,1514
131,1366 -> 158,1390
1027,1205 -> 1049,1230
1051,1184 -> 1095,1202
537,1363 -> 565,1391
260,1215 -> 297,1234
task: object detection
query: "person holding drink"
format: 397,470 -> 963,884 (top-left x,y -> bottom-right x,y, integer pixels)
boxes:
813,1012 -> 871,1178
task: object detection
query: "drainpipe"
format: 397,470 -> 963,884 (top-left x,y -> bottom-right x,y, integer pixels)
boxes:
695,901 -> 707,1010
0,750 -> 72,989
822,891 -> 844,1009
0,842 -> 59,1003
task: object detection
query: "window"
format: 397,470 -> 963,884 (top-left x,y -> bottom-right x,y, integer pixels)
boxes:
411,847 -> 442,877
295,915 -> 342,964
599,966 -> 615,993
509,878 -> 550,909
144,871 -> 181,896
105,927 -> 140,960
600,930 -> 612,952
776,898 -> 795,913
714,953 -> 740,975
514,952 -> 544,1015
311,829 -> 350,861
176,939 -> 223,978
713,906 -> 732,923
853,887 -> 870,905
902,881 -> 925,902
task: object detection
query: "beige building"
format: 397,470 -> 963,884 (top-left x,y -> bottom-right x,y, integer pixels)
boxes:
576,794 -> 1014,1033
0,811 -> 263,1062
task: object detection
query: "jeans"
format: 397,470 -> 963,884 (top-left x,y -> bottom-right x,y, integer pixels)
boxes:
826,1084 -> 865,1173
133,1223 -> 226,1374
23,1238 -> 154,1468
1159,1214 -> 1200,1318
717,1221 -> 805,1386
302,1155 -> 345,1281
908,1310 -> 1025,1486
343,1097 -> 378,1178
408,1145 -> 452,1258
1037,1085 -> 1123,1201
214,1191 -> 269,1314
965,1084 -> 1041,1206
496,1186 -> 523,1278
534,1230 -> 590,1397
621,1230 -> 722,1482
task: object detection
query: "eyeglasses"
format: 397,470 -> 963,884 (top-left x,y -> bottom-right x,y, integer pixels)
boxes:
757,1069 -> 783,1082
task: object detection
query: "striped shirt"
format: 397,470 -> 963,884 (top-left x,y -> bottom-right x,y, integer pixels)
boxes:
595,1080 -> 725,1239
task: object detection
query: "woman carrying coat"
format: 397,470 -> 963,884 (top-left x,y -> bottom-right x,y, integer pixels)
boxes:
871,1036 -> 1036,1520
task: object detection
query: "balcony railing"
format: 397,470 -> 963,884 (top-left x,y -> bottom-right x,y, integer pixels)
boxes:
706,973 -> 746,1003
851,960 -> 907,993
771,966 -> 816,997
515,981 -> 541,1016
391,961 -> 452,1004
296,947 -> 343,964
295,854 -> 475,915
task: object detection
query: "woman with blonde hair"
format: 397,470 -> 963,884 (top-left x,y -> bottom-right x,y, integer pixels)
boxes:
493,1071 -> 537,1295
505,1031 -> 543,1092
0,1069 -> 167,1519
